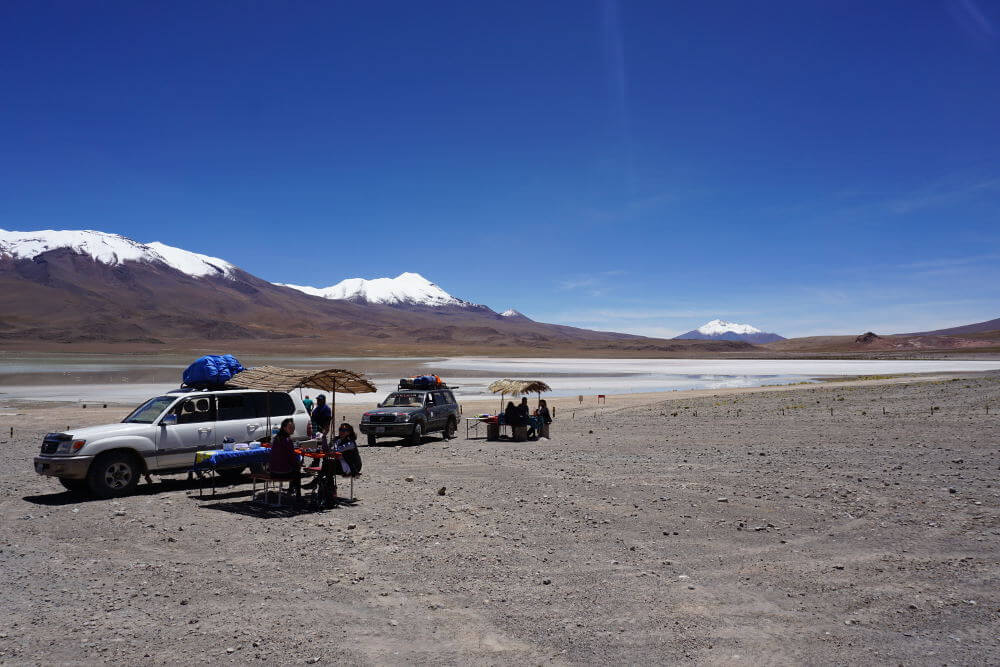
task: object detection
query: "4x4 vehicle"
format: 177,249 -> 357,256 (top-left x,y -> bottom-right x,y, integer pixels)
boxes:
360,386 -> 460,446
33,388 -> 311,498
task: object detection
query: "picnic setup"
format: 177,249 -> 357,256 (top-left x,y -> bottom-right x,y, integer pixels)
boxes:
466,379 -> 553,441
181,359 -> 376,509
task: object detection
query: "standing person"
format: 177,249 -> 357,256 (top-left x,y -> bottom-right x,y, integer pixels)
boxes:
518,397 -> 533,438
267,418 -> 301,501
311,394 -> 332,437
302,395 -> 315,415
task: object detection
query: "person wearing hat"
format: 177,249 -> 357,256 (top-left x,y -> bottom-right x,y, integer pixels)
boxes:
311,394 -> 332,437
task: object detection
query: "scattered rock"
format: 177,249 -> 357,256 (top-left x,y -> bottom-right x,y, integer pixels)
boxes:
437,487 -> 446,496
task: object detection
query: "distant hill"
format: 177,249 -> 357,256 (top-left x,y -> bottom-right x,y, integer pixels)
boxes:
675,319 -> 785,344
903,317 -> 1000,336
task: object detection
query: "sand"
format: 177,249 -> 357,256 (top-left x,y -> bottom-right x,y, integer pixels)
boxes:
1,373 -> 998,664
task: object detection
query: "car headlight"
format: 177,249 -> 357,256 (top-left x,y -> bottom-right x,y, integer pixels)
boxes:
395,413 -> 410,422
361,412 -> 371,422
57,439 -> 86,454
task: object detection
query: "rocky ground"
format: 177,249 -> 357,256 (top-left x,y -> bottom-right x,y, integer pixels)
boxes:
1,373 -> 999,664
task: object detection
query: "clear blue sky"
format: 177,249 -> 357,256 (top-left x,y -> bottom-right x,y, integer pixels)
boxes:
1,1 -> 998,337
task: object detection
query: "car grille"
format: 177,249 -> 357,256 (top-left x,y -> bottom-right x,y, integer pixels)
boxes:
369,415 -> 398,424
41,433 -> 70,454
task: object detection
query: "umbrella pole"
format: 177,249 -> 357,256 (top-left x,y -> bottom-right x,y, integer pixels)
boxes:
266,391 -> 271,442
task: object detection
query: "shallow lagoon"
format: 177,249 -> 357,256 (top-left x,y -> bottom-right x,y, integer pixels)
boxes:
1,354 -> 998,405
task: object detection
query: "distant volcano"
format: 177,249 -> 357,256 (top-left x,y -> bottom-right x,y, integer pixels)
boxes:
500,309 -> 532,321
674,319 -> 785,344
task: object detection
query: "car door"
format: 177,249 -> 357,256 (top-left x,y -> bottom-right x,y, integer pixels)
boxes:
215,392 -> 262,444
155,395 -> 217,470
428,391 -> 448,430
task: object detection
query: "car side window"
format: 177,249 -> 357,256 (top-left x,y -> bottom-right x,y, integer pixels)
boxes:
217,393 -> 255,421
441,391 -> 455,405
425,393 -> 435,406
251,392 -> 296,418
432,391 -> 448,406
174,396 -> 216,424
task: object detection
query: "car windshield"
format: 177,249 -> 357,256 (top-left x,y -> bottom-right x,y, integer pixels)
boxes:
122,395 -> 176,424
380,392 -> 424,408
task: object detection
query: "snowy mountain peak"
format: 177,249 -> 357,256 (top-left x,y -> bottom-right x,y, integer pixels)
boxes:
0,229 -> 238,279
697,319 -> 762,336
501,309 -> 532,321
278,272 -> 467,307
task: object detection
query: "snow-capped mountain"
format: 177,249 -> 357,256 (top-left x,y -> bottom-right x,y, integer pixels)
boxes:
674,319 -> 785,343
501,309 -> 532,321
278,272 -> 478,308
0,229 -> 237,279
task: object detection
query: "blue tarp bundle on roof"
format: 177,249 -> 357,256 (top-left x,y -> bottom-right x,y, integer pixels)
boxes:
182,354 -> 245,387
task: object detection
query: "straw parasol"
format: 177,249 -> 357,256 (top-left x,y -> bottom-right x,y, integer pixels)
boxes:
487,378 -> 552,411
227,366 -> 376,436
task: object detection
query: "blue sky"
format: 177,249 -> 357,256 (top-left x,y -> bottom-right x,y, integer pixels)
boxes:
1,1 -> 997,337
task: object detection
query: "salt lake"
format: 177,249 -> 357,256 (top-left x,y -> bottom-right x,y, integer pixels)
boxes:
1,353 -> 998,405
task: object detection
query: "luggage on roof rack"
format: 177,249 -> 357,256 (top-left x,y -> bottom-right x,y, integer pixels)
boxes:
399,375 -> 445,390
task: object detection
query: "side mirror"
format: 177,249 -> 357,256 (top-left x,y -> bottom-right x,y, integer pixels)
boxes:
161,414 -> 178,426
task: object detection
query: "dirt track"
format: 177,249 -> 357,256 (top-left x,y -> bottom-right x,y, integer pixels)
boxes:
2,374 -> 999,664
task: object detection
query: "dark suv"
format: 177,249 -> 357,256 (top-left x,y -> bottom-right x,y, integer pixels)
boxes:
360,386 -> 460,446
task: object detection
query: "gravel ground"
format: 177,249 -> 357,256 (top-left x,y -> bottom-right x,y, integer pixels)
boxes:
1,373 -> 999,665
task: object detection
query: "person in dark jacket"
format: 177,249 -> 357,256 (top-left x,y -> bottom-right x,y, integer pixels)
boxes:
536,399 -> 552,438
311,394 -> 332,435
536,399 -> 552,424
268,418 -> 301,500
503,401 -> 518,437
518,397 -> 535,437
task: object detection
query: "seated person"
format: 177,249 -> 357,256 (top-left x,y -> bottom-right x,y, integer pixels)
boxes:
304,423 -> 362,492
267,418 -> 301,501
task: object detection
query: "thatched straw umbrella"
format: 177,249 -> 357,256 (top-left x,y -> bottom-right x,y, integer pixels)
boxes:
227,366 -> 376,437
487,379 -> 552,412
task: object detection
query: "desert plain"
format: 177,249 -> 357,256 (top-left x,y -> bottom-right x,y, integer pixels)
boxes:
1,372 -> 999,664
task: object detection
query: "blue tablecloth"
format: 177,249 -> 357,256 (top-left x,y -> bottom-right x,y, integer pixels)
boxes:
191,448 -> 272,470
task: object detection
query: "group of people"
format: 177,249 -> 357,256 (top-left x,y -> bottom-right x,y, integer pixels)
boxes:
267,392 -> 361,503
503,397 -> 552,438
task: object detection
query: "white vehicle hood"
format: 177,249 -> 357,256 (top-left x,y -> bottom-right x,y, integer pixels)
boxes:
62,422 -> 156,441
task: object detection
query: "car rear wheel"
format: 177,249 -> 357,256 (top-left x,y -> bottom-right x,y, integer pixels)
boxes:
409,422 -> 423,446
87,451 -> 141,498
443,417 -> 456,440
59,477 -> 89,494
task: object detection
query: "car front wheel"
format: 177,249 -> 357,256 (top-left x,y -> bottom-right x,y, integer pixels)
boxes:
87,451 -> 141,498
409,422 -> 423,446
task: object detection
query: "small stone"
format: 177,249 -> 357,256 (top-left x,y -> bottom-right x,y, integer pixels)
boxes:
226,647 -> 236,654
542,579 -> 551,585
405,476 -> 414,482
389,620 -> 399,627
306,658 -> 320,664
716,498 -> 728,503
949,488 -> 957,494
114,510 -> 126,516
437,487 -> 446,496
347,524 -> 357,530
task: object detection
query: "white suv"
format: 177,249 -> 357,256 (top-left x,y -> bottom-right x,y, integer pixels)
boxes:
33,388 -> 311,498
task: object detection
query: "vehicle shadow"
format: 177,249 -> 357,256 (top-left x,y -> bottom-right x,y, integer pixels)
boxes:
22,475 -> 257,506
363,435 -> 452,448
